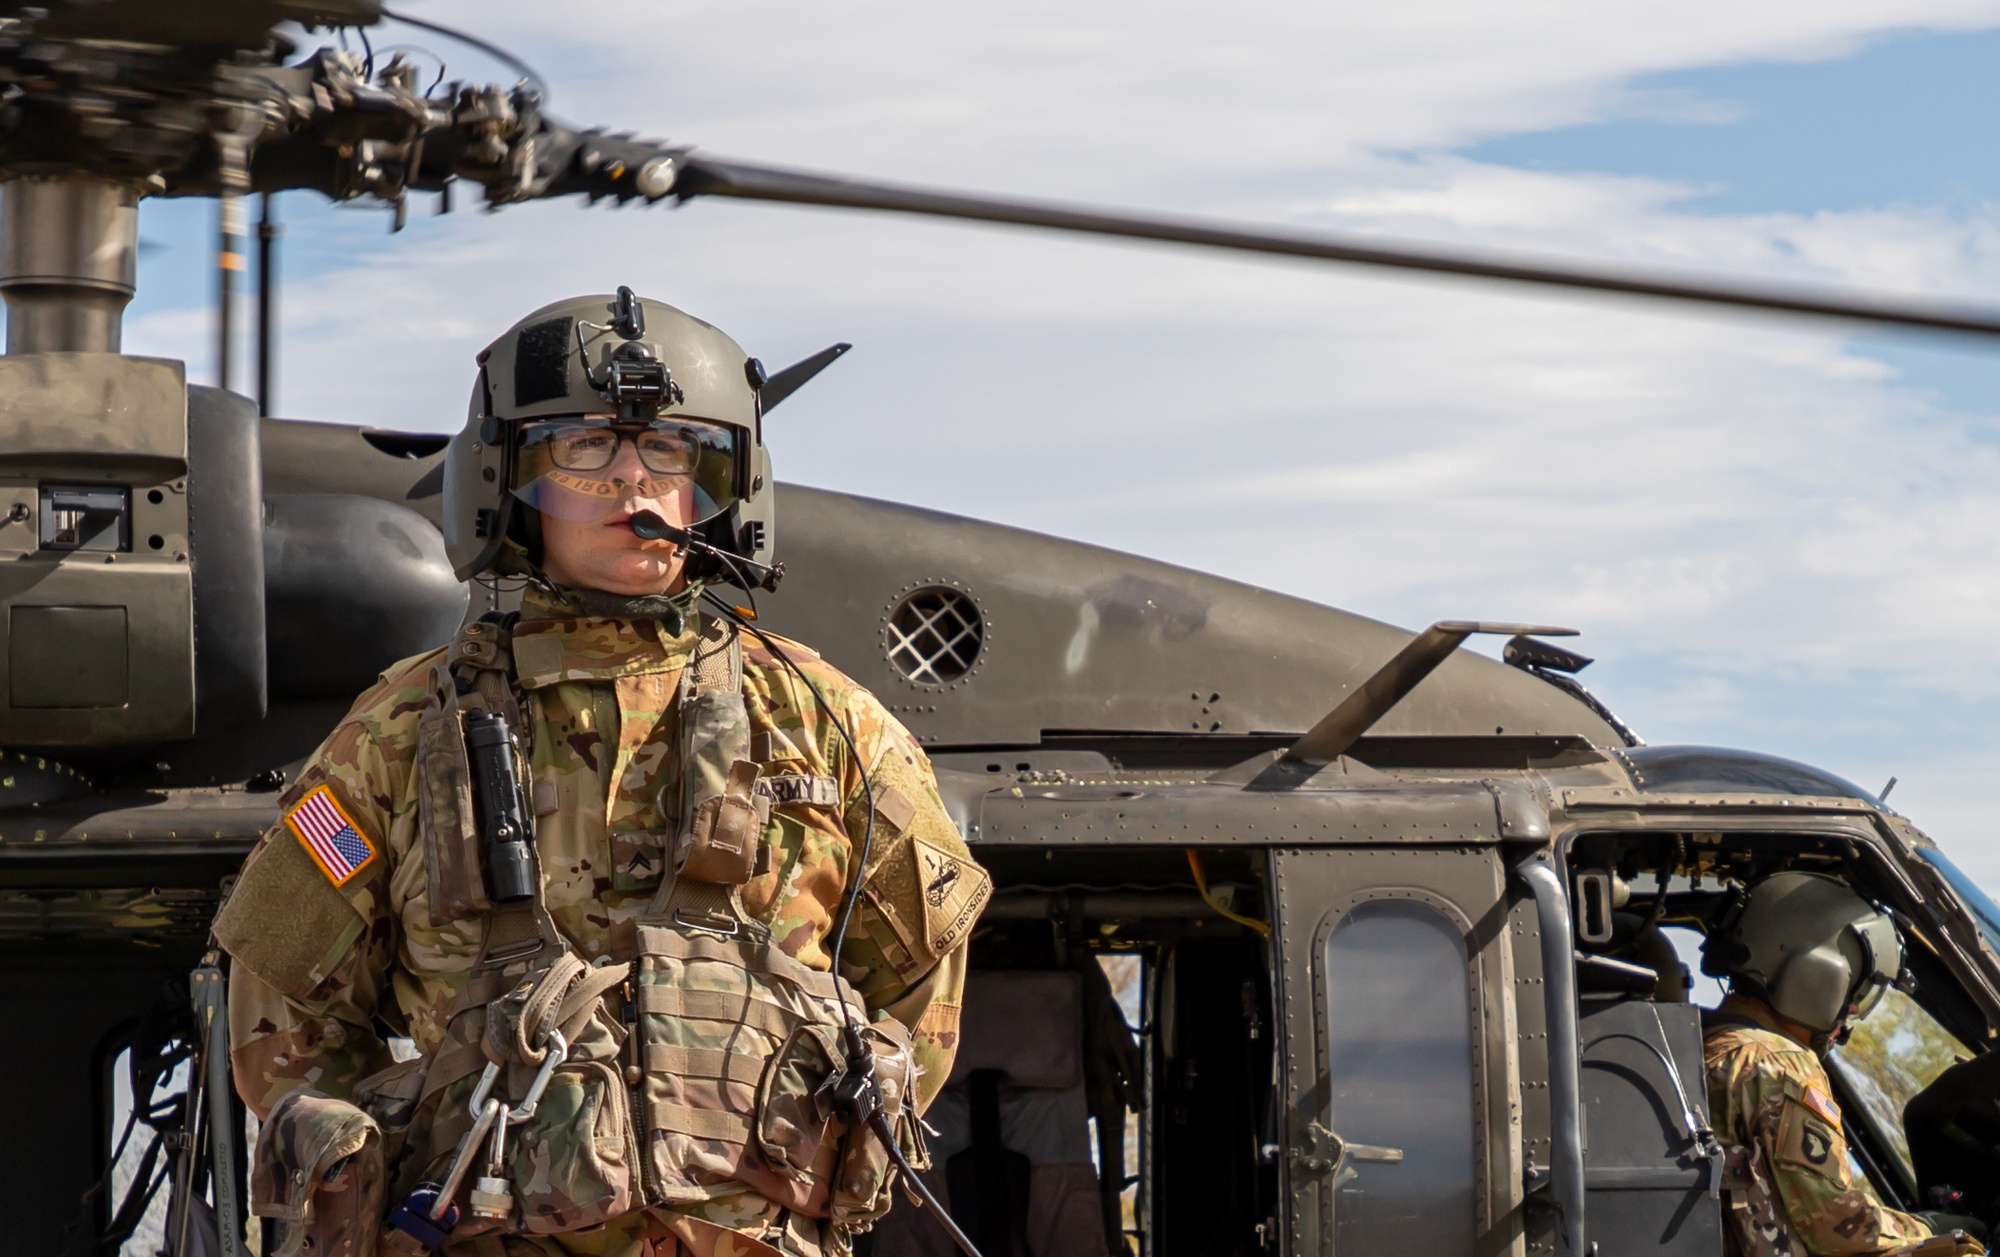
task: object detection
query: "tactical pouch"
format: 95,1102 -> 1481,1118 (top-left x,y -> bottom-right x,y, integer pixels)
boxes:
251,1090 -> 387,1257
417,666 -> 492,927
474,955 -> 641,1234
678,759 -> 769,885
635,924 -> 873,1216
755,1024 -> 850,1181
753,1015 -> 922,1237
505,1053 -> 640,1232
826,1017 -> 922,1236
352,1057 -> 429,1171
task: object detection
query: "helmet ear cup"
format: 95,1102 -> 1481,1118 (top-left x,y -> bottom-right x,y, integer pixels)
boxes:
1702,936 -> 1750,980
1770,945 -> 1854,1033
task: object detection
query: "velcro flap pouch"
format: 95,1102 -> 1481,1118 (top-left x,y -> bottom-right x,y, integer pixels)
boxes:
506,1057 -> 638,1233
417,672 -> 491,926
755,1023 -> 848,1180
679,759 -> 769,885
252,1089 -> 386,1257
351,1056 -> 429,1170
830,1018 -> 918,1230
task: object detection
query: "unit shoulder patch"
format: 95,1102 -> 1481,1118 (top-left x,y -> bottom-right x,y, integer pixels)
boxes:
914,835 -> 989,957
285,783 -> 380,887
1776,1091 -> 1848,1184
864,833 -> 992,969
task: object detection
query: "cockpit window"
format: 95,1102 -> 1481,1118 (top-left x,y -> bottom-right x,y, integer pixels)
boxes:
1915,848 -> 2000,955
1827,987 -> 1969,1197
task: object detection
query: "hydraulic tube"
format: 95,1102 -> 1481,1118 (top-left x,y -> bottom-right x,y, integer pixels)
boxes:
1520,860 -> 1585,1257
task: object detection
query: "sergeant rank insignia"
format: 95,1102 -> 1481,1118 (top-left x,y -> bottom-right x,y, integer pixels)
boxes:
286,784 -> 378,886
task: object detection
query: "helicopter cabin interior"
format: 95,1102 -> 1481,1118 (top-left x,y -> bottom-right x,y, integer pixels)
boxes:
859,746 -> 2000,1257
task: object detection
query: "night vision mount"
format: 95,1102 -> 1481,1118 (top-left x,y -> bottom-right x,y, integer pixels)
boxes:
579,287 -> 685,421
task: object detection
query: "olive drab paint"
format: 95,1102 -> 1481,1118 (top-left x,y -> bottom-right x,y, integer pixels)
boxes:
11,9 -> 2000,1257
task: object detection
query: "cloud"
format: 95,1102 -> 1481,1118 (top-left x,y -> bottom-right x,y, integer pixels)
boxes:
123,0 -> 2000,869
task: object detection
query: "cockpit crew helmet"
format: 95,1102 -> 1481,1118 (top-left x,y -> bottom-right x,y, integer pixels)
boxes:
443,288 -> 775,582
1714,871 -> 1903,1035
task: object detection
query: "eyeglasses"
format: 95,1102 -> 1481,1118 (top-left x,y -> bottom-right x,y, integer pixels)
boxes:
520,419 -> 728,477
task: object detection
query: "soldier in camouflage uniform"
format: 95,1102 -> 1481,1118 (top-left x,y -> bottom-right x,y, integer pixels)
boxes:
1703,872 -> 1980,1257
213,291 -> 989,1257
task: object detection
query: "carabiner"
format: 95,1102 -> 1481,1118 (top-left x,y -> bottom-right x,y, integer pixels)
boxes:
506,1029 -> 569,1125
431,1097 -> 506,1221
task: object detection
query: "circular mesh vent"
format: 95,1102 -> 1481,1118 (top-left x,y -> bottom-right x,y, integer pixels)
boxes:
886,587 -> 984,685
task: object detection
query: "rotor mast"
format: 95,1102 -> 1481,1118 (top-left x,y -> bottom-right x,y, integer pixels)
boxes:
0,175 -> 138,354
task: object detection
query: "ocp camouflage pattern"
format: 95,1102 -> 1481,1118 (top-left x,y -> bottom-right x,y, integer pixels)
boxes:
250,1088 -> 387,1257
1706,995 -> 1932,1257
219,585 -> 984,1250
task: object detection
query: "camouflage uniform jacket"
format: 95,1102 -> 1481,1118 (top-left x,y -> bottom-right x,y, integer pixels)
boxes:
218,588 -> 986,1218
1705,994 -> 1931,1257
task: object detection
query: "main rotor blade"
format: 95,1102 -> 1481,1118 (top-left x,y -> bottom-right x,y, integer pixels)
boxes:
676,156 -> 2000,340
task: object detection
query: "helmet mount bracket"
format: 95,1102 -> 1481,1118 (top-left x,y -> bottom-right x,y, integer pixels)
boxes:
575,289 -> 686,423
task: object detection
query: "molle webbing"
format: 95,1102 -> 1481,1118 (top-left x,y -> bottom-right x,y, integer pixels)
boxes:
646,1102 -> 754,1143
685,615 -> 740,697
647,877 -> 769,942
639,924 -> 853,1005
643,1045 -> 770,1083
633,923 -> 863,1154
634,986 -> 801,1037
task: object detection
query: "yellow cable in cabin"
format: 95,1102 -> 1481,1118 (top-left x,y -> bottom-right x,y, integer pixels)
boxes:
1187,849 -> 1271,938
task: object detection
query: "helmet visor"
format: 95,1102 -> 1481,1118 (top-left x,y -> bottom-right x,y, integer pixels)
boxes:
1847,913 -> 1903,1020
513,417 -> 738,527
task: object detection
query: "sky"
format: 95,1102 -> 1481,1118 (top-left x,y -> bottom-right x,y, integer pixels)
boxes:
113,1 -> 2000,886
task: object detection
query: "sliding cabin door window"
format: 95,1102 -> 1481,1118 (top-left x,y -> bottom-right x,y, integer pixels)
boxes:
1273,846 -> 1518,1257
1324,899 -> 1479,1254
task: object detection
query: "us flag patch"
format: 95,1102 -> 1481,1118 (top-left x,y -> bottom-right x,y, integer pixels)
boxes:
1802,1085 -> 1842,1130
286,784 -> 378,886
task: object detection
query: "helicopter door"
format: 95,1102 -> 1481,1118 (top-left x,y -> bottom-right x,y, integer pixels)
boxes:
1271,846 -> 1520,1257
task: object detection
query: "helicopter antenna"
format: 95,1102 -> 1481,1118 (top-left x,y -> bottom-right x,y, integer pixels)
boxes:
380,7 -> 550,99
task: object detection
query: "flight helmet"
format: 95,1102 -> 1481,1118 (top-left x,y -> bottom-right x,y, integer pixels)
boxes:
1710,871 -> 1902,1035
442,288 -> 775,582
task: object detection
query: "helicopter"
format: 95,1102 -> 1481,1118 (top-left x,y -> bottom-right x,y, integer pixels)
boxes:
5,3 -> 2000,1257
